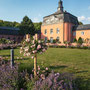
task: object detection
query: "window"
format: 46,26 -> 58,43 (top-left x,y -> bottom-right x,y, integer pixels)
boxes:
45,37 -> 47,43
50,37 -> 53,43
81,32 -> 84,35
56,37 -> 60,41
56,28 -> 60,34
50,29 -> 53,34
73,32 -> 76,36
44,29 -> 47,34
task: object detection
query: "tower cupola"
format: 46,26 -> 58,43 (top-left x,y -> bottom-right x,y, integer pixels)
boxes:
57,0 -> 63,12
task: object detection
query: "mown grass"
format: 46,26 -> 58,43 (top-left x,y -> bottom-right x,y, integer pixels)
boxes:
0,48 -> 90,90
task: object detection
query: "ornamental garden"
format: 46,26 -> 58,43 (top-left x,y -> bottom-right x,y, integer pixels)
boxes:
0,33 -> 90,90
0,1 -> 90,90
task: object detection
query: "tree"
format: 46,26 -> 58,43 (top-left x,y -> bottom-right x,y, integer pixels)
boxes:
0,19 -> 20,27
12,22 -> 20,27
0,20 -> 3,26
78,37 -> 83,45
34,22 -> 42,31
20,35 -> 47,77
19,16 -> 35,35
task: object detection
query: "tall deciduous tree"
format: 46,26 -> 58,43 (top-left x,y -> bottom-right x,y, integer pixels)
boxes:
19,16 -> 35,35
34,22 -> 42,31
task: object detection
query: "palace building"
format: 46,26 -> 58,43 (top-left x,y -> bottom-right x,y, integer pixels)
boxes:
41,0 -> 90,43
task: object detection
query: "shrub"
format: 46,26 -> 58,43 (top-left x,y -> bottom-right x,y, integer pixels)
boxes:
53,39 -> 56,44
0,60 -> 78,90
0,60 -> 18,89
73,38 -> 77,43
34,71 -> 78,90
0,38 -> 14,44
78,37 -> 83,45
47,40 -> 50,43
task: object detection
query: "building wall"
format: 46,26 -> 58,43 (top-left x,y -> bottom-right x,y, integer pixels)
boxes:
0,35 -> 23,43
64,23 -> 74,42
76,30 -> 90,41
41,23 -> 64,43
41,22 -> 75,43
72,30 -> 90,41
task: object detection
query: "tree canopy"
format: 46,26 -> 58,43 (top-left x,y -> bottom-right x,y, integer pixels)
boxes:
0,20 -> 20,27
19,16 -> 35,35
34,22 -> 42,31
0,16 -> 42,35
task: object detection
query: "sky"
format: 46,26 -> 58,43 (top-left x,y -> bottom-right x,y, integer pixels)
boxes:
0,0 -> 90,24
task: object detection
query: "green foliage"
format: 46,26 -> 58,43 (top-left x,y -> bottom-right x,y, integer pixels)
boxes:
79,21 -> 83,25
0,38 -> 14,44
64,41 -> 70,44
19,16 -> 35,35
34,22 -> 42,31
53,39 -> 56,44
73,38 -> 77,42
47,40 -> 50,43
78,37 -> 83,45
0,20 -> 20,27
0,48 -> 90,90
20,37 -> 47,57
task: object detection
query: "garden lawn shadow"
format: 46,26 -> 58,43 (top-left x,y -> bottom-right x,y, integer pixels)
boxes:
75,77 -> 90,90
15,58 -> 29,61
49,65 -> 68,70
76,70 -> 88,73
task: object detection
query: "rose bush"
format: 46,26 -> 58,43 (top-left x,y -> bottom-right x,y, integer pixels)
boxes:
20,36 -> 47,76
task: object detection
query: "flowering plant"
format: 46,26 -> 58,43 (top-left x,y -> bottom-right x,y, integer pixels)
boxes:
20,35 -> 47,76
20,36 -> 47,58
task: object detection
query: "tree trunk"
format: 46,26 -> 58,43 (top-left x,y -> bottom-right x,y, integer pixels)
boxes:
34,54 -> 37,77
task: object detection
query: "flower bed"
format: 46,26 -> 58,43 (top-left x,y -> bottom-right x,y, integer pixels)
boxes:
47,43 -> 90,49
0,44 -> 21,50
0,60 -> 78,90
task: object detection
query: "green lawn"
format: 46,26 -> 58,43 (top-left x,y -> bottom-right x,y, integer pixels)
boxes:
0,48 -> 90,89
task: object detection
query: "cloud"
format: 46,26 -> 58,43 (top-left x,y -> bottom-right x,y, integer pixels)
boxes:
87,17 -> 90,21
33,17 -> 39,22
88,6 -> 90,10
33,14 -> 42,22
78,16 -> 86,21
78,16 -> 90,22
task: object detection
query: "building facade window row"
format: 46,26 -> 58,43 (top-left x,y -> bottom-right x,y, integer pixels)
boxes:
44,28 -> 60,35
45,36 -> 60,43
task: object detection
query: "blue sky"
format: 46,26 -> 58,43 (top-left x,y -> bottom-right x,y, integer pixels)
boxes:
0,0 -> 90,24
